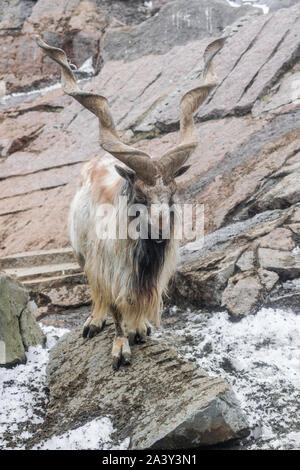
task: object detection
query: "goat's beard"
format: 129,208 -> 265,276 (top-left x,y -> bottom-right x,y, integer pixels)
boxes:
130,231 -> 170,297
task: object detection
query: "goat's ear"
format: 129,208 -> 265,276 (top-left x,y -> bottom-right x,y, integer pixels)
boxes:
115,165 -> 136,184
174,165 -> 191,178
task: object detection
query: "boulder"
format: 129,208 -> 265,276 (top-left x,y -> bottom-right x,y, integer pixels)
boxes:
236,250 -> 255,272
46,323 -> 249,449
169,206 -> 298,316
258,247 -> 300,279
221,269 -> 278,318
221,272 -> 263,318
0,273 -> 45,367
259,228 -> 295,251
40,284 -> 91,309
103,0 -> 260,62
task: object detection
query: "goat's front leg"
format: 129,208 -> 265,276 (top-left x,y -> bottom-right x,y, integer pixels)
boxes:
111,305 -> 131,370
83,299 -> 106,339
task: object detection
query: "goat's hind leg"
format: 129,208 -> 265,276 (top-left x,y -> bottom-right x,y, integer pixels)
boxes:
111,305 -> 131,370
83,298 -> 106,339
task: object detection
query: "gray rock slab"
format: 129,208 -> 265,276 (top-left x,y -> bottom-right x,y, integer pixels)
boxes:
103,0 -> 261,62
258,247 -> 300,278
46,324 -> 249,449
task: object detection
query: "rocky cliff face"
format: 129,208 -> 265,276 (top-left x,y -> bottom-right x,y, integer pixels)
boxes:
1,0 -> 300,451
0,0 -> 300,319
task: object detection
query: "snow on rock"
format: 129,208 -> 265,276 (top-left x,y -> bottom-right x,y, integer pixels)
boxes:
1,307 -> 299,450
155,307 -> 300,449
33,418 -> 129,451
226,1 -> 270,15
0,325 -> 123,450
0,83 -> 61,112
0,326 -> 67,449
78,56 -> 95,76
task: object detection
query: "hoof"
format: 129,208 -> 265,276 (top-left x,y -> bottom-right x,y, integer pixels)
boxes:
122,354 -> 131,366
112,355 -> 131,370
82,320 -> 106,339
112,354 -> 131,370
112,338 -> 131,370
135,332 -> 147,344
128,331 -> 136,346
128,331 -> 146,345
112,356 -> 121,370
82,326 -> 90,338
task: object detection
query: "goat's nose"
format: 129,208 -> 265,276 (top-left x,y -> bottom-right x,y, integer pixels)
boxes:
150,204 -> 170,236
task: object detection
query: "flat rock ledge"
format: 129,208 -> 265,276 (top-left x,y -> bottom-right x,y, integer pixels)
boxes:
46,324 -> 249,449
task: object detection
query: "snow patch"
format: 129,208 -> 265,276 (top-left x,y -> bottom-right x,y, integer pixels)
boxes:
78,56 -> 95,76
0,82 -> 63,112
0,325 -> 127,450
33,418 -> 129,450
155,307 -> 300,449
226,0 -> 269,14
0,71 -> 94,111
226,0 -> 242,7
0,326 -> 67,449
252,3 -> 269,14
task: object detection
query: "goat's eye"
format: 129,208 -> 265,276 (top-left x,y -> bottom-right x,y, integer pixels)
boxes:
135,195 -> 147,204
135,191 -> 147,204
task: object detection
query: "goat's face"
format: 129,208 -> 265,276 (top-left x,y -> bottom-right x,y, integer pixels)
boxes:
116,164 -> 190,240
